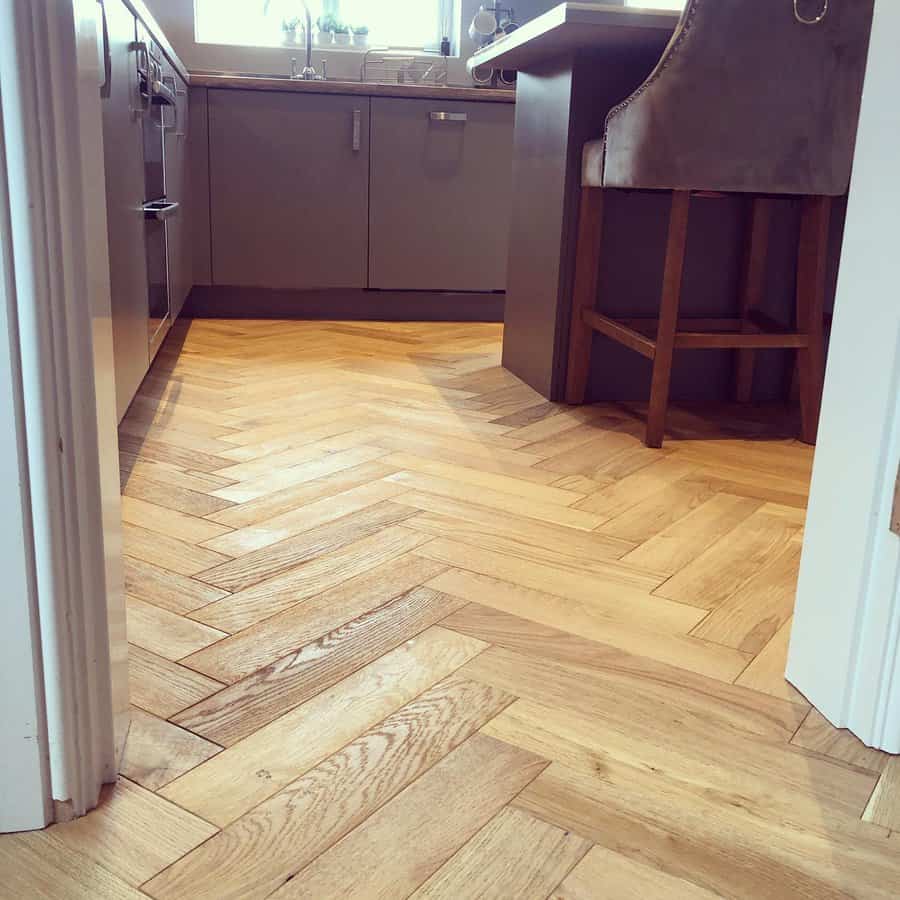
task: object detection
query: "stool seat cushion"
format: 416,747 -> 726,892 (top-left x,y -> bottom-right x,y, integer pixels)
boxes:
582,0 -> 874,195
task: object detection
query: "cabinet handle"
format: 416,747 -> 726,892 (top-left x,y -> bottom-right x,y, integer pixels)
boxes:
97,0 -> 112,98
352,109 -> 361,152
430,111 -> 467,123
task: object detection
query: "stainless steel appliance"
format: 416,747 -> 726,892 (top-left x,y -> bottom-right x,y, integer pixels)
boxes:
135,24 -> 179,358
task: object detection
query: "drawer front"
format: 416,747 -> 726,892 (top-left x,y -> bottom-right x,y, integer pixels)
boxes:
369,97 -> 515,292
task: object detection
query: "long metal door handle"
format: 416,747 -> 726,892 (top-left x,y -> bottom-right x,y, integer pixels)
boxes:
352,109 -> 361,152
142,200 -> 180,221
430,111 -> 467,123
97,0 -> 112,98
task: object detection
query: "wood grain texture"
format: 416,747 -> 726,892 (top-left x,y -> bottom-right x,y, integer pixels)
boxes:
126,596 -> 227,659
159,627 -> 486,826
10,320 -> 886,900
554,845 -> 722,900
196,500 -> 418,592
120,708 -> 222,791
37,779 -> 216,887
411,806 -> 591,899
268,735 -> 548,899
430,569 -> 749,682
128,644 -> 225,719
181,553 -> 447,683
124,556 -> 229,616
172,591 -> 469,745
147,676 -> 512,900
189,524 -> 431,632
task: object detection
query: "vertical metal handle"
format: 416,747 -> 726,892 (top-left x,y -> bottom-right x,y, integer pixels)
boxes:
352,108 -> 361,152
97,0 -> 112,98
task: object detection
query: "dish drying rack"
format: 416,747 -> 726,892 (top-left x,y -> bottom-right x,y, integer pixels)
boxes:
360,48 -> 449,86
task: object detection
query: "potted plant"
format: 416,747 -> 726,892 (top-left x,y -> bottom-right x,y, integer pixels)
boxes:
333,20 -> 351,46
351,24 -> 369,48
316,14 -> 336,44
281,16 -> 302,45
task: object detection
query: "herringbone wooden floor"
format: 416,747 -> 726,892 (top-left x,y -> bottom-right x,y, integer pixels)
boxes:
3,319 -> 899,898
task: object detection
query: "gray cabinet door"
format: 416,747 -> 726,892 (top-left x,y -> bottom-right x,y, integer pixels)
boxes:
164,70 -> 191,320
209,89 -> 370,289
369,97 -> 515,292
101,0 -> 149,421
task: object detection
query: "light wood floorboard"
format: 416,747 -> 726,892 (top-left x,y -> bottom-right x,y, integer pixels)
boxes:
5,320 -> 898,899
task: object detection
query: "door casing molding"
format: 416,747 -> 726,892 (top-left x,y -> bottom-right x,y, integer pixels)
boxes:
787,0 -> 900,753
0,0 -> 120,828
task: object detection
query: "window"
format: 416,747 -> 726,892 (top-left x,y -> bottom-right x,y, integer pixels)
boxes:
195,1 -> 454,52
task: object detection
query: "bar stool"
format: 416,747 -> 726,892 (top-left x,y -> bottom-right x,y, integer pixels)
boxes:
564,0 -> 874,448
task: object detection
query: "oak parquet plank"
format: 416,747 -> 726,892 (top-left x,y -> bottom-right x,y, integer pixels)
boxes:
126,596 -> 227,659
791,708 -> 889,774
515,762 -> 896,900
0,830 -> 146,899
182,553 -> 447,683
158,628 -> 486,828
120,708 -> 222,791
120,496 -> 233,545
210,445 -> 389,504
267,735 -> 547,900
147,675 -> 511,900
416,540 -> 702,634
123,522 -> 232,577
122,473 -> 236,518
173,590 -> 467,745
38,778 -> 216,888
196,500 -> 417,592
554,845 -> 725,900
734,616 -> 809,705
396,491 -> 633,559
128,645 -> 225,720
654,505 -> 803,609
438,578 -> 750,683
124,557 -> 229,616
411,806 -> 591,899
621,493 -> 762,576
694,542 -> 803,655
382,452 -> 586,506
386,470 -> 606,530
202,459 -> 398,528
189,524 -> 430,632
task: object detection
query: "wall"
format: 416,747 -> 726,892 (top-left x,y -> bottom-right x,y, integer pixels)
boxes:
142,0 -> 563,84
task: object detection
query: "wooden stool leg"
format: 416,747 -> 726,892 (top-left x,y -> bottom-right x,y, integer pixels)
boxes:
735,197 -> 773,403
795,195 -> 831,444
565,187 -> 605,404
646,190 -> 691,448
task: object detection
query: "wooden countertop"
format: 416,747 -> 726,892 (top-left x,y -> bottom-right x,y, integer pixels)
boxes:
190,73 -> 516,104
467,1 -> 679,73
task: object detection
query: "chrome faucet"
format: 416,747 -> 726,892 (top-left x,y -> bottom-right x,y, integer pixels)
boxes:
291,3 -> 323,80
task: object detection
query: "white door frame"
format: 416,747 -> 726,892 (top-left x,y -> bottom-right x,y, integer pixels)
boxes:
0,0 -> 125,830
786,0 -> 900,753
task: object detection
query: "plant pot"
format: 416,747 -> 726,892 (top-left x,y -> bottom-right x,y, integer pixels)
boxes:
316,31 -> 333,45
334,32 -> 351,46
282,30 -> 298,45
352,34 -> 368,47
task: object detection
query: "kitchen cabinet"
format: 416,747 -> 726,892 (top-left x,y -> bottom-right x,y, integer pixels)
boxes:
164,68 -> 191,321
208,89 -> 370,290
100,0 -> 149,421
369,97 -> 515,292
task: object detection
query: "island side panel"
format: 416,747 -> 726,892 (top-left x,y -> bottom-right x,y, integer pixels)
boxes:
501,48 -> 665,399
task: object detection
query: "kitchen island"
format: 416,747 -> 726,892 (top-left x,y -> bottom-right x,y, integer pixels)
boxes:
470,3 -> 679,399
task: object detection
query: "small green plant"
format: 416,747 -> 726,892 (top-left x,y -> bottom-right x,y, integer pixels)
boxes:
351,24 -> 369,35
317,14 -> 338,33
281,16 -> 301,33
333,21 -> 350,35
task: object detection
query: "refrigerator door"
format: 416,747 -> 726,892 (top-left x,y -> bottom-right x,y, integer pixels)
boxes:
101,0 -> 149,422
